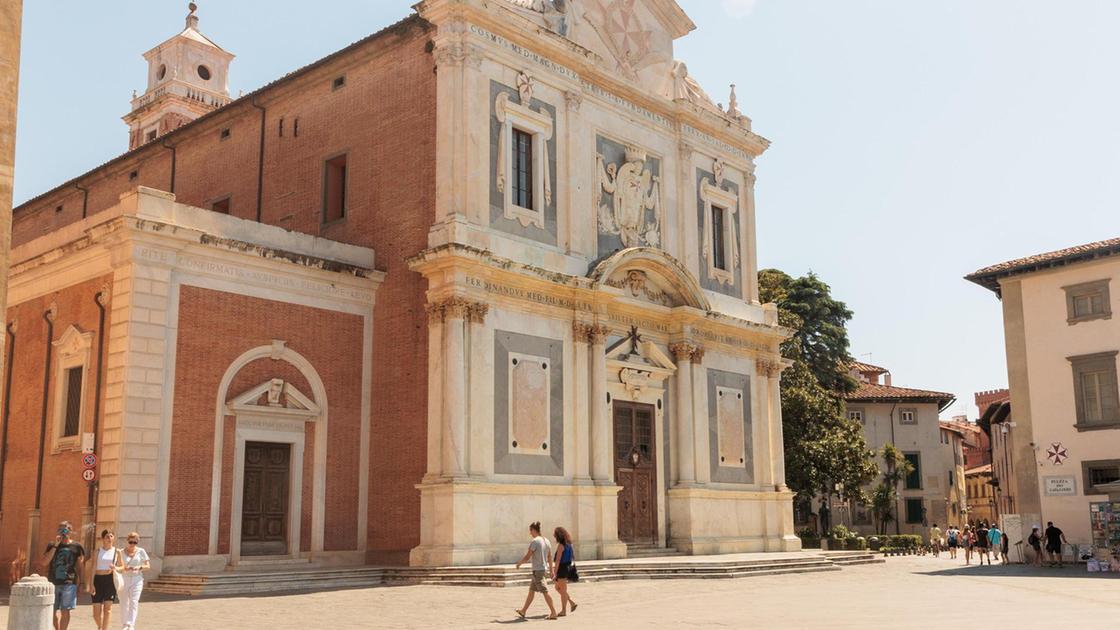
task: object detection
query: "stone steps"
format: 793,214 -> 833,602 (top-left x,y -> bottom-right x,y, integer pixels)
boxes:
149,553 -> 857,596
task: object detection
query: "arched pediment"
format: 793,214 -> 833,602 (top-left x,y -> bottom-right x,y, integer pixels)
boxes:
589,247 -> 710,311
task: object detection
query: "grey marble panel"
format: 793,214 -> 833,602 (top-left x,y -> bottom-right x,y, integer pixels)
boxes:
707,368 -> 754,484
494,330 -> 565,476
489,80 -> 558,245
695,168 -> 744,299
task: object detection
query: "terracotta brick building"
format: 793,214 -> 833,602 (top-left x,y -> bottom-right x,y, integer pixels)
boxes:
0,0 -> 798,577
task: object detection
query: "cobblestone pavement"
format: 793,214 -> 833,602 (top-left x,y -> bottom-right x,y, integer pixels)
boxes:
2,556 -> 1117,629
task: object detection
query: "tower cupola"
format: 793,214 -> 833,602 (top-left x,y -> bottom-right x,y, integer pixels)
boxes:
124,3 -> 234,150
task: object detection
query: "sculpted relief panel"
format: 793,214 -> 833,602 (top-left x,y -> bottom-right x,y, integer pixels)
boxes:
596,136 -> 662,257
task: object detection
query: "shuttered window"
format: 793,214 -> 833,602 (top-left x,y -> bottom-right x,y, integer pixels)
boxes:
63,366 -> 83,437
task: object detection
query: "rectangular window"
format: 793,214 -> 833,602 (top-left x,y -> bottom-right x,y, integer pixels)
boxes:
62,366 -> 83,438
1069,352 -> 1119,428
512,128 -> 533,210
905,498 -> 924,524
211,196 -> 231,215
1064,279 -> 1111,324
1082,460 -> 1120,495
899,409 -> 917,425
711,205 -> 727,271
322,153 -> 348,223
904,452 -> 922,490
145,129 -> 157,143
847,409 -> 864,423
948,470 -> 954,487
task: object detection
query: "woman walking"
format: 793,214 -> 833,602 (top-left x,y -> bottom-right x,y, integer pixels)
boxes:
551,527 -> 578,617
119,532 -> 150,630
1027,527 -> 1043,567
90,529 -> 122,630
963,525 -> 973,565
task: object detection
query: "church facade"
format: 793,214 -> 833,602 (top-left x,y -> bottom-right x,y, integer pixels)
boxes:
1,0 -> 798,576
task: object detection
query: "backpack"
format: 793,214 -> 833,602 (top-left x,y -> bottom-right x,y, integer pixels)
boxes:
49,544 -> 80,585
948,531 -> 958,545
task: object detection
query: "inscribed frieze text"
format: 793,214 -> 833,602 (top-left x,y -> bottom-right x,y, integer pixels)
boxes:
465,277 -> 593,312
469,24 -> 581,82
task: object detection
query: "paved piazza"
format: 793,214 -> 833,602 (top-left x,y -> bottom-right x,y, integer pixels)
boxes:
3,557 -> 1118,629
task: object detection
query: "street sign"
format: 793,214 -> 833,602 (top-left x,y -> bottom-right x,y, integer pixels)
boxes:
81,453 -> 98,469
81,469 -> 97,482
81,433 -> 94,454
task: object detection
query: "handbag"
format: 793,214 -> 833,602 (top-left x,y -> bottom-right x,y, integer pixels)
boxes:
112,549 -> 124,593
567,563 -> 580,583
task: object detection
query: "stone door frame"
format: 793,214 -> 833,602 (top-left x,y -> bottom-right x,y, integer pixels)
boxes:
230,419 -> 306,564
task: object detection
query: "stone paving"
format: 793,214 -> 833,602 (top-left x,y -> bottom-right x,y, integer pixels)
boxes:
2,556 -> 1117,629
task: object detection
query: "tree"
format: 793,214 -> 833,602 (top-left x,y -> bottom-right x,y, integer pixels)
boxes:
760,269 -> 877,508
759,269 -> 856,393
872,444 -> 914,535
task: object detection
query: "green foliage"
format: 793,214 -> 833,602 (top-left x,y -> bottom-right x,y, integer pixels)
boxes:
879,535 -> 922,551
757,269 -> 878,504
871,445 -> 914,534
759,269 -> 857,393
796,527 -> 821,549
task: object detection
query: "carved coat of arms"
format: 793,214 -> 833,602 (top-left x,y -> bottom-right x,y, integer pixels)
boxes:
595,145 -> 661,248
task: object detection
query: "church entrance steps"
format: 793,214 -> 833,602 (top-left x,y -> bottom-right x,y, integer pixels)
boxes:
819,551 -> 885,566
149,552 -> 863,596
625,544 -> 686,558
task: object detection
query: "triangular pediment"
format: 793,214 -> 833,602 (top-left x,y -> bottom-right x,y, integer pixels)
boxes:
227,378 -> 320,418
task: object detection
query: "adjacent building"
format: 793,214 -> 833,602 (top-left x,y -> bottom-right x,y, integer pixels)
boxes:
842,362 -> 958,535
0,0 -> 800,580
968,237 -> 1120,548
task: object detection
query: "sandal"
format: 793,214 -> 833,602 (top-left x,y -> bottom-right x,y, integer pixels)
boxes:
515,609 -> 526,619
570,603 -> 578,612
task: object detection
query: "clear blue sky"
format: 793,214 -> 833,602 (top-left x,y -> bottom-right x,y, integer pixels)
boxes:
14,1 -> 1120,419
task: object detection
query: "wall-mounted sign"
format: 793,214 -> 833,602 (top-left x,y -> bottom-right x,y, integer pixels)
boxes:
81,433 -> 94,454
1043,476 -> 1077,496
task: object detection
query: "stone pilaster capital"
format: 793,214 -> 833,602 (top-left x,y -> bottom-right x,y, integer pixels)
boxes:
572,322 -> 592,344
669,342 -> 700,362
587,324 -> 610,346
690,345 -> 705,364
565,90 -> 583,112
467,302 -> 489,324
433,42 -> 483,69
755,357 -> 785,378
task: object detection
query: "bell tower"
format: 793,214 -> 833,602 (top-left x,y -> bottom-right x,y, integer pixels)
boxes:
123,3 -> 234,150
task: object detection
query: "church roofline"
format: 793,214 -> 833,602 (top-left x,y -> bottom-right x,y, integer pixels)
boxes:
14,14 -> 426,215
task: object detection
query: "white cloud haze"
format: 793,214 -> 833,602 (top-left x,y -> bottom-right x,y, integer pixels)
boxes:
721,0 -> 760,19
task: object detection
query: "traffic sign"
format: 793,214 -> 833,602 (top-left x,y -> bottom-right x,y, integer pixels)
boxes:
81,469 -> 97,482
82,453 -> 98,469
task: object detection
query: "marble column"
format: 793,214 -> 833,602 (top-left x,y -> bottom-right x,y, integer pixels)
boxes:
690,346 -> 711,484
466,302 -> 489,478
0,0 -> 22,396
669,343 -> 697,485
424,303 -> 445,478
768,362 -> 788,489
572,323 -> 592,481
440,298 -> 470,478
755,359 -> 776,488
588,325 -> 611,483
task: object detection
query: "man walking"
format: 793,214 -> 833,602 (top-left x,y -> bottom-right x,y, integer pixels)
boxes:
975,521 -> 990,565
514,521 -> 558,620
928,523 -> 943,557
1044,521 -> 1068,568
987,522 -> 1003,564
41,520 -> 86,630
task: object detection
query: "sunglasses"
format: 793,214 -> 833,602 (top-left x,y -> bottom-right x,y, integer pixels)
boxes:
127,540 -> 139,544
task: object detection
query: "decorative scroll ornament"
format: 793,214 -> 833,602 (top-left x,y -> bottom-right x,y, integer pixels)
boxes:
619,368 -> 652,399
517,72 -> 535,104
595,145 -> 661,247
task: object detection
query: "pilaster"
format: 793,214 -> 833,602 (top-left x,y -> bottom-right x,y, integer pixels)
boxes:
670,342 -> 698,485
587,324 -> 611,483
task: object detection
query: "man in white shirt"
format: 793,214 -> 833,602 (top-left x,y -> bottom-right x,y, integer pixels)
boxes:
515,521 -> 557,620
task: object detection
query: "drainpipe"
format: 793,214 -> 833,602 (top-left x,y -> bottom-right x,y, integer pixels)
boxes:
887,402 -> 900,535
34,308 -> 55,511
75,184 -> 89,219
86,291 -> 108,514
161,139 -> 177,194
0,322 -> 15,518
251,95 -> 267,222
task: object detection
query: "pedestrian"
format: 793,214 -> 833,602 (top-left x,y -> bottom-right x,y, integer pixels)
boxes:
42,520 -> 86,630
90,529 -> 122,630
988,522 -> 1003,564
551,527 -> 578,617
999,528 -> 1010,565
946,525 -> 959,559
963,525 -> 973,565
1043,521 -> 1068,568
514,522 -> 557,620
975,521 -> 990,565
119,531 -> 150,630
928,523 -> 943,557
1027,527 -> 1043,567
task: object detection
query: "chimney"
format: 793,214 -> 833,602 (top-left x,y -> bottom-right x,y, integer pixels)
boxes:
884,372 -> 892,387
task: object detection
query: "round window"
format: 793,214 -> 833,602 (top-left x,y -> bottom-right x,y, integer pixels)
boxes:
197,65 -> 211,80
157,64 -> 167,80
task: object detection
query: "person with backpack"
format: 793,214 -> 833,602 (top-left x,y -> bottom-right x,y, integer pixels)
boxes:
975,522 -> 991,565
551,526 -> 579,617
1027,526 -> 1044,567
946,525 -> 960,559
42,520 -> 86,630
988,522 -> 1004,564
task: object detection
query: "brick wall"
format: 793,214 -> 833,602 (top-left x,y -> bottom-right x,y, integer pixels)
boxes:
0,276 -> 111,582
167,286 -> 365,557
9,16 -> 436,565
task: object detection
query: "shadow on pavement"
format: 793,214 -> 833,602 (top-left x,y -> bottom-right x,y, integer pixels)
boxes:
915,563 -> 1120,579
